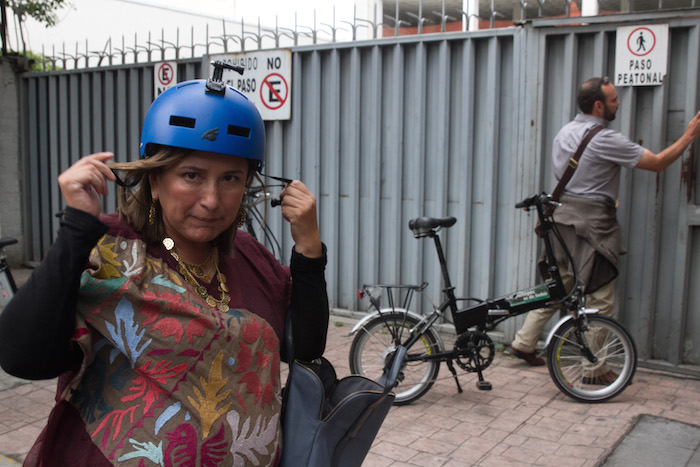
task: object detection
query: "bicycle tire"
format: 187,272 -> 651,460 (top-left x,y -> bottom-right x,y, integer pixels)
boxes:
349,313 -> 441,405
547,314 -> 637,403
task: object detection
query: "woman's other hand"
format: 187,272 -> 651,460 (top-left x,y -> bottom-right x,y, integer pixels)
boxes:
279,180 -> 322,258
57,152 -> 116,218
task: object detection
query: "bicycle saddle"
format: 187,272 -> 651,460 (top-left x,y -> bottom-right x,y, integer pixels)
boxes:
0,237 -> 18,249
408,217 -> 457,237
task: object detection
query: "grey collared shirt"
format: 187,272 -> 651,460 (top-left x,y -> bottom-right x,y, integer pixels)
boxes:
553,114 -> 644,202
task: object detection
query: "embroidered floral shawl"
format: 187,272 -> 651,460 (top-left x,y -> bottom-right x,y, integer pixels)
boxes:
64,224 -> 287,466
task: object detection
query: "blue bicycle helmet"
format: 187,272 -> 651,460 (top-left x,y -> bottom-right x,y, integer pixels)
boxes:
140,62 -> 265,171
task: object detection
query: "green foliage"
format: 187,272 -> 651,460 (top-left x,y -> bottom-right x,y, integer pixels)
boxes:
8,0 -> 69,28
24,49 -> 61,71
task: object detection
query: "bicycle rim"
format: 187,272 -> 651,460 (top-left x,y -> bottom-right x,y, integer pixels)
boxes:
349,314 -> 440,405
547,315 -> 637,403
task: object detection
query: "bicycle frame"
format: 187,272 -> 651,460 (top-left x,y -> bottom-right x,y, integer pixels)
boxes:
411,197 -> 578,339
351,193 -> 637,403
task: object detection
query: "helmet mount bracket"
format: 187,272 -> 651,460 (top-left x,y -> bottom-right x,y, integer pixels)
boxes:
207,61 -> 245,96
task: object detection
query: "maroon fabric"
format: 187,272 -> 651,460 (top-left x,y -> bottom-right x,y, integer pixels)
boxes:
24,401 -> 111,466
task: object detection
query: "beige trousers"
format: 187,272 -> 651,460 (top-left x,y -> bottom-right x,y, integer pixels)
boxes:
511,222 -> 616,370
511,274 -> 615,352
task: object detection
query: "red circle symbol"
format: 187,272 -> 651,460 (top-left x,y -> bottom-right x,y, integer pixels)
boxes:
260,73 -> 288,110
157,63 -> 174,86
627,27 -> 656,57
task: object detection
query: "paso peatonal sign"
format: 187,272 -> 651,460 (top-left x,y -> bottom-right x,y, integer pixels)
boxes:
615,24 -> 668,86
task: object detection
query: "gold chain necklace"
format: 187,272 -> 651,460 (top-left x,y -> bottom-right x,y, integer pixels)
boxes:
163,237 -> 230,312
184,250 -> 215,280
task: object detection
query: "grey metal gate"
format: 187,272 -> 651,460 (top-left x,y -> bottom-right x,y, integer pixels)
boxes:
17,11 -> 700,373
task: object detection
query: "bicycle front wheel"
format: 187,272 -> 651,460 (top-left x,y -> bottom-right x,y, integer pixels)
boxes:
547,314 -> 637,403
349,313 -> 441,405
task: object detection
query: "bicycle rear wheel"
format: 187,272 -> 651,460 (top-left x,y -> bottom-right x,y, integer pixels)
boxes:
547,314 -> 637,403
349,313 -> 441,405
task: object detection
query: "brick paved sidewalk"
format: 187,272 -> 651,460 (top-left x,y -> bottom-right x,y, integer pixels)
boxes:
323,316 -> 700,467
1,313 -> 700,465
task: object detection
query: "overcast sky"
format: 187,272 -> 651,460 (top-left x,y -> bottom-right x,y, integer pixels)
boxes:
12,0 -> 376,56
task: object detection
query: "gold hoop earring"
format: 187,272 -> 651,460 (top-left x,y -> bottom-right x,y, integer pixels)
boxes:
149,199 -> 158,226
235,206 -> 246,228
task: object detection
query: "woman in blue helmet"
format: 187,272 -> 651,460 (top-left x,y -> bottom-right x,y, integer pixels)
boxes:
0,67 -> 328,465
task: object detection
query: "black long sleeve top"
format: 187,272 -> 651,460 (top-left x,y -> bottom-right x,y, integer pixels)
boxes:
0,207 -> 329,380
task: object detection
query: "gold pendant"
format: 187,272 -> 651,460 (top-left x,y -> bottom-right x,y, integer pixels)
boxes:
219,303 -> 229,312
196,285 -> 207,297
206,296 -> 217,307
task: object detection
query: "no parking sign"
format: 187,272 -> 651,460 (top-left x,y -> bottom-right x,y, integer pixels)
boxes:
209,50 -> 292,121
154,61 -> 177,99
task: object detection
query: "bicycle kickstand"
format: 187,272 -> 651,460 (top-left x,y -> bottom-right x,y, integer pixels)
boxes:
445,359 -> 463,393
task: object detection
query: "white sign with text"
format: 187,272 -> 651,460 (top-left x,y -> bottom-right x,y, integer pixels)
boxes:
615,24 -> 668,86
209,51 -> 292,120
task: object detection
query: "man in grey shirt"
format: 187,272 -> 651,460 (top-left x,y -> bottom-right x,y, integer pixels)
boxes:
506,76 -> 700,374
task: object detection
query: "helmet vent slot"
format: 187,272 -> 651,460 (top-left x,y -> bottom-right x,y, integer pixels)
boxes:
228,125 -> 250,138
169,116 -> 196,128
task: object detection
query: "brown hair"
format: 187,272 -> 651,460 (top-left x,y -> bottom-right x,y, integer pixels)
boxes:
109,147 -> 260,254
577,76 -> 611,114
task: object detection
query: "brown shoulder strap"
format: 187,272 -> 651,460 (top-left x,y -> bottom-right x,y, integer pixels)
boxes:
551,125 -> 603,202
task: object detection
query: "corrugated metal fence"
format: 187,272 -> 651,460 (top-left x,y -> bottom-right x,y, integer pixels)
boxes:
19,11 -> 700,373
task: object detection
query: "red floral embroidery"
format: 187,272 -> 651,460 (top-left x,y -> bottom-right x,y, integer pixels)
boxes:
184,318 -> 213,344
152,318 -> 185,343
254,351 -> 270,372
261,383 -> 275,408
122,360 -> 189,413
262,321 -> 278,352
92,405 -> 139,449
237,342 -> 251,373
237,391 -> 247,416
73,328 -> 89,339
139,302 -> 161,325
241,318 -> 261,344
238,371 -> 262,402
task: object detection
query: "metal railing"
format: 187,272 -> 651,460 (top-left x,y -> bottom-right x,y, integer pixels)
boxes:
4,0 -> 696,71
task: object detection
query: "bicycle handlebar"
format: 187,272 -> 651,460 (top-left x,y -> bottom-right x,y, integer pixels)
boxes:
515,193 -> 560,211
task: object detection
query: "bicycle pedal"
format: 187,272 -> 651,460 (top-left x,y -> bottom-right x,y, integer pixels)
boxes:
476,381 -> 492,391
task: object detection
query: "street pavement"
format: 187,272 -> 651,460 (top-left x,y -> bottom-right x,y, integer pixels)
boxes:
1,268 -> 700,465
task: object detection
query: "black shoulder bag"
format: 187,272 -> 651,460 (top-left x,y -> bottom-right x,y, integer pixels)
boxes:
279,313 -> 404,467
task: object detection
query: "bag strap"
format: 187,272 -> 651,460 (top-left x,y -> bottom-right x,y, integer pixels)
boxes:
550,125 -> 603,202
281,311 -> 295,423
330,346 -> 405,467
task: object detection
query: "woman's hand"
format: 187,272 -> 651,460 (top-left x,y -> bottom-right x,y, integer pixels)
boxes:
279,180 -> 322,258
57,152 -> 116,218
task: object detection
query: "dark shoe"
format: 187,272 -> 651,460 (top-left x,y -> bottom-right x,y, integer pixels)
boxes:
582,370 -> 618,385
504,345 -> 545,366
